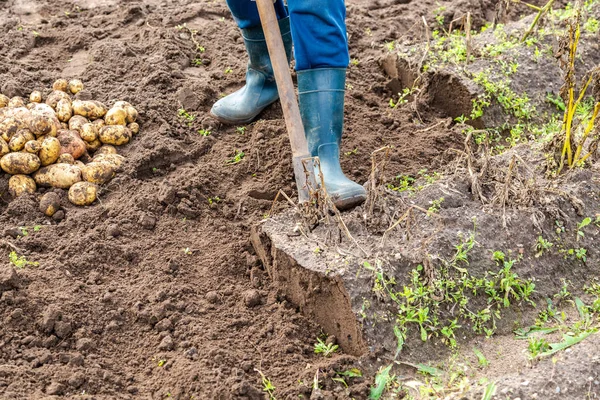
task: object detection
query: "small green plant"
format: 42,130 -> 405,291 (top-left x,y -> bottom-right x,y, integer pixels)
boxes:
208,196 -> 221,206
236,126 -> 246,135
389,87 -> 414,108
198,129 -> 211,137
255,369 -> 276,400
157,359 -> 166,367
344,148 -> 358,156
577,217 -> 592,241
528,337 -> 550,358
535,236 -> 553,257
192,57 -> 203,66
224,67 -> 233,74
225,150 -> 245,165
178,108 -> 195,126
350,58 -> 360,66
182,247 -> 192,255
427,197 -> 444,216
314,338 -> 338,357
8,251 -> 39,269
473,347 -> 489,367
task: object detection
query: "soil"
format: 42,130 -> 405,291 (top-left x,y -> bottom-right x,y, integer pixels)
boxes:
0,0 -> 598,399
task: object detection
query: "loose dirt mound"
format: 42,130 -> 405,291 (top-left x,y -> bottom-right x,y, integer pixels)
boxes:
1,0 -> 596,399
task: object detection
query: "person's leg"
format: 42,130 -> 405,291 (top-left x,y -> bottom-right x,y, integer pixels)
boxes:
290,0 -> 366,209
226,0 -> 288,30
211,0 -> 291,124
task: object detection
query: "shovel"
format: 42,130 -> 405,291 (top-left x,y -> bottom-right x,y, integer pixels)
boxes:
255,0 -> 317,204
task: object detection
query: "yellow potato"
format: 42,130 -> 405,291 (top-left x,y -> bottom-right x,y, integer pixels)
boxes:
34,163 -> 82,188
68,115 -> 89,132
58,130 -> 87,159
56,99 -> 73,122
8,97 -> 26,108
68,181 -> 98,206
113,101 -> 139,124
52,79 -> 69,92
128,122 -> 140,135
0,94 -> 8,108
80,123 -> 98,142
29,110 -> 60,137
105,107 -> 127,126
95,145 -> 117,156
8,175 -> 36,197
8,129 -> 35,152
68,79 -> 84,94
81,161 -> 116,184
72,100 -> 107,120
56,153 -> 75,164
39,136 -> 61,166
24,140 -> 42,154
39,192 -> 61,216
92,118 -> 105,129
0,152 -> 42,174
31,103 -> 55,116
0,117 -> 19,142
45,90 -> 71,109
99,125 -> 131,145
74,160 -> 85,168
85,139 -> 102,152
93,153 -> 125,168
11,107 -> 33,130
0,137 -> 9,156
30,91 -> 42,103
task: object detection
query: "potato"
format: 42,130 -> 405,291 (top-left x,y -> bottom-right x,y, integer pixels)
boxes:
0,137 -> 9,156
24,140 -> 42,154
72,100 -> 107,120
29,110 -> 60,137
85,139 -> 102,152
57,154 -> 75,164
99,125 -> 131,146
30,91 -> 42,103
8,129 -> 35,152
52,79 -> 69,92
105,107 -> 128,126
128,122 -> 139,135
58,130 -> 86,159
45,90 -> 71,109
31,103 -> 55,116
68,115 -> 88,132
95,145 -> 117,156
39,192 -> 61,217
0,117 -> 19,142
68,181 -> 98,206
56,99 -> 73,122
8,175 -> 37,197
0,94 -> 8,108
9,97 -> 26,108
82,161 -> 115,184
80,123 -> 98,142
113,101 -> 138,123
68,79 -> 84,94
74,160 -> 85,168
34,163 -> 82,188
92,119 -> 105,131
60,122 -> 68,130
93,153 -> 125,168
39,136 -> 61,166
0,152 -> 41,174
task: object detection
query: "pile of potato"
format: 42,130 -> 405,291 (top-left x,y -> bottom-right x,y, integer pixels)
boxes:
0,79 -> 139,215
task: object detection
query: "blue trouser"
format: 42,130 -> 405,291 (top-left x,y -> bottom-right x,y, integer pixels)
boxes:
225,0 -> 349,70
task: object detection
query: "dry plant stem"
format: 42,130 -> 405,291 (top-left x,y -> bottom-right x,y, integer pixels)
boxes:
268,190 -> 299,217
500,155 -> 517,229
573,102 -> 600,166
465,12 -> 472,63
521,0 -> 556,42
366,146 -> 392,218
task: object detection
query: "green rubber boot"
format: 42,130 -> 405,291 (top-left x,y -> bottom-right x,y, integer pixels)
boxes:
297,68 -> 367,210
210,17 -> 292,125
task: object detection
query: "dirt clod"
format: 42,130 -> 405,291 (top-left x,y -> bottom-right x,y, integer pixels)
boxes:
243,289 -> 262,308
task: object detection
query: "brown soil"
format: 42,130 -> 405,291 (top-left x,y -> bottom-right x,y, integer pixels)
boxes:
0,0 -> 596,399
